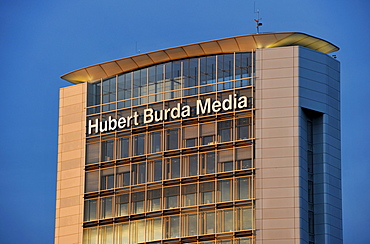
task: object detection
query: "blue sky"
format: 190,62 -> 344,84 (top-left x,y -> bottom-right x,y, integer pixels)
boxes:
1,0 -> 369,243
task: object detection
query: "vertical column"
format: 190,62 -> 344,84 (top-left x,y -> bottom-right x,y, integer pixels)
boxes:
255,46 -> 301,243
55,83 -> 86,244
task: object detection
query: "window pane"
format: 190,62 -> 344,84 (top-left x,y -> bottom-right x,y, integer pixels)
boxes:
148,189 -> 161,212
101,169 -> 114,190
133,134 -> 145,156
237,177 -> 251,200
218,179 -> 232,202
101,140 -> 114,161
200,181 -> 214,204
182,184 -> 197,207
166,128 -> 178,150
165,186 -> 179,209
84,199 -> 97,221
118,137 -> 130,159
86,142 -> 100,165
184,213 -> 198,236
85,171 -> 99,193
116,165 -> 130,187
115,223 -> 129,244
116,194 -> 129,217
101,197 -> 113,219
132,191 -> 145,214
153,159 -> 162,181
150,131 -> 161,153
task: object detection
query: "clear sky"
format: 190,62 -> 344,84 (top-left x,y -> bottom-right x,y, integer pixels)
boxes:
0,0 -> 369,243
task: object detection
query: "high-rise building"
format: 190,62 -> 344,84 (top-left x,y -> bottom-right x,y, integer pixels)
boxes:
55,32 -> 342,244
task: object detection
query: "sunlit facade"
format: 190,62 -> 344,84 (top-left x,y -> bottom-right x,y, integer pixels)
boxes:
55,32 -> 342,244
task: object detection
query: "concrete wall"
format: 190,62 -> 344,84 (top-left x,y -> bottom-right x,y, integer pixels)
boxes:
55,83 -> 86,244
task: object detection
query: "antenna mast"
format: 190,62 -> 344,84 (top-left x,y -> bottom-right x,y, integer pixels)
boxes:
254,1 -> 262,33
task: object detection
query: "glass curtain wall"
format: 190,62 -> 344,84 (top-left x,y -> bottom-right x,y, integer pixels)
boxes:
84,52 -> 255,244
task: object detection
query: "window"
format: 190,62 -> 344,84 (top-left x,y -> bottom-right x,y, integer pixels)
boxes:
115,223 -> 129,244
236,177 -> 252,200
182,184 -> 197,207
200,123 -> 215,145
116,165 -> 130,188
98,226 -> 114,244
200,211 -> 215,234
101,168 -> 114,190
183,154 -> 198,177
201,151 -> 215,174
83,227 -> 98,244
236,147 -> 252,170
183,213 -> 198,236
101,196 -> 113,219
84,199 -> 97,221
86,142 -> 99,165
148,189 -> 161,212
218,120 -> 232,142
148,159 -> 162,182
133,134 -> 145,156
150,131 -> 162,153
131,191 -> 145,214
117,136 -> 130,159
218,208 -> 233,232
165,157 -> 180,179
101,77 -> 116,111
117,73 -> 132,108
183,125 -> 198,147
165,215 -> 180,238
236,117 -> 250,140
85,171 -> 99,193
132,162 -> 146,185
101,140 -> 114,162
218,179 -> 232,202
218,149 -> 234,172
146,217 -> 162,241
115,194 -> 129,217
237,206 -> 253,230
200,181 -> 215,204
166,128 -> 179,150
164,186 -> 179,209
130,220 -> 145,243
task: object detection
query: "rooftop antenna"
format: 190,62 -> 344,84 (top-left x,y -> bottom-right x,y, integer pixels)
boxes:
135,41 -> 141,54
254,1 -> 262,33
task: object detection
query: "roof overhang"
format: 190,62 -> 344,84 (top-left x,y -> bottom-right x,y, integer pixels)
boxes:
61,32 -> 339,84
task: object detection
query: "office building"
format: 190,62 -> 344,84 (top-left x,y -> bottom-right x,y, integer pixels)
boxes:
55,32 -> 342,244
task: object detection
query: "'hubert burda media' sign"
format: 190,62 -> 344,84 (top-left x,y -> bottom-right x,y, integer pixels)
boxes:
88,94 -> 249,135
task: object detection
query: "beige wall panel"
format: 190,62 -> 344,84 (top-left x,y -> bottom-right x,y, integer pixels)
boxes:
60,149 -> 83,161
263,208 -> 296,219
260,177 -> 295,188
59,215 -> 81,227
60,186 -> 81,198
60,103 -> 84,117
259,46 -> 295,60
61,158 -> 82,170
60,177 -> 82,189
60,196 -> 81,208
259,68 -> 294,79
62,121 -> 84,134
260,127 -> 295,138
260,137 -> 294,148
61,131 -> 83,143
262,228 -> 296,239
58,234 -> 79,244
257,78 -> 295,89
260,107 -> 295,119
63,94 -> 84,107
257,58 -> 294,69
62,85 -> 84,97
257,87 -> 295,99
260,97 -> 295,109
262,218 -> 296,229
61,113 -> 84,125
59,205 -> 81,218
61,140 -> 83,152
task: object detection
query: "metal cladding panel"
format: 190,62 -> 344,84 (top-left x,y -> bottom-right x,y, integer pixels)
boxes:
165,48 -> 188,59
235,36 -> 257,51
86,66 -> 106,81
148,51 -> 171,64
116,59 -> 139,71
101,62 -> 123,77
200,41 -> 222,54
132,54 -> 154,67
218,38 -> 240,52
182,44 -> 205,56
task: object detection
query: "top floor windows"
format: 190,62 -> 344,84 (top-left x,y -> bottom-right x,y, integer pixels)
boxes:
87,53 -> 253,114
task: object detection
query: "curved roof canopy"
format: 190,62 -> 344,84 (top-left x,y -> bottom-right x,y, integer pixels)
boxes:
61,32 -> 339,84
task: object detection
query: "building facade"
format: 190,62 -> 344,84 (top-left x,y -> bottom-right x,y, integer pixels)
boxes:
55,32 -> 342,244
